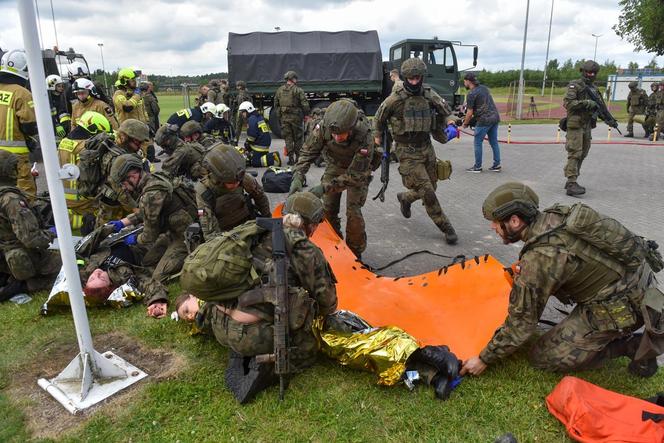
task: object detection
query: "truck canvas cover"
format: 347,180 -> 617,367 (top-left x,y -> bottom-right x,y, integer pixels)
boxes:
228,30 -> 382,87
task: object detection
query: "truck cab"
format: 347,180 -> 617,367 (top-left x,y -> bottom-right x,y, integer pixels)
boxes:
389,38 -> 477,108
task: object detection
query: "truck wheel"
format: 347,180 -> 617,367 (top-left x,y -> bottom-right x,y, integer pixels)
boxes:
268,107 -> 282,138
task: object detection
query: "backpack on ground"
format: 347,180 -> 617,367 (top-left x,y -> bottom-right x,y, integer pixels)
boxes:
261,166 -> 293,193
77,133 -> 123,198
180,221 -> 267,301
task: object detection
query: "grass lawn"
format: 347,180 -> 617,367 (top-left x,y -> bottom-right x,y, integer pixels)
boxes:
156,94 -> 189,121
1,282 -> 663,442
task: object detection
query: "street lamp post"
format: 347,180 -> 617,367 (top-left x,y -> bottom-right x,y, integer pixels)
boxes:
591,33 -> 602,61
541,0 -> 554,96
516,0 -> 531,120
97,43 -> 108,93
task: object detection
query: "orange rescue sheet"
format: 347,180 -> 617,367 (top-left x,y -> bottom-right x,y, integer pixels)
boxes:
279,204 -> 512,360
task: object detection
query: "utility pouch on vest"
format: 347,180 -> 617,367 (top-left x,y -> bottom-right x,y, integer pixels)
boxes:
288,287 -> 314,330
635,287 -> 664,361
585,293 -> 638,332
436,159 -> 452,181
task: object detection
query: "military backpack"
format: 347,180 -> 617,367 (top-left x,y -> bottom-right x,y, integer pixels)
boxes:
77,133 -> 124,198
180,220 -> 267,301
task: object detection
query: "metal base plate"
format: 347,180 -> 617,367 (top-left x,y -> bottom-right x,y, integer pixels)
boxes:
38,350 -> 148,415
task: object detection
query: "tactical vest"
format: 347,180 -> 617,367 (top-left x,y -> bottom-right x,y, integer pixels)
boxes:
628,90 -> 646,112
201,184 -> 254,231
142,172 -> 197,230
390,88 -> 434,137
321,117 -> 371,169
276,84 -> 297,108
521,203 -> 651,304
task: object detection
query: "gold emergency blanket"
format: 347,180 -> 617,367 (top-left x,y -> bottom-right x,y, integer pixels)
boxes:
40,268 -> 144,315
275,204 -> 511,360
313,316 -> 420,386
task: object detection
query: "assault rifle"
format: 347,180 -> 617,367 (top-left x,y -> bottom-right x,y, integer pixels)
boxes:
372,130 -> 390,202
255,217 -> 290,400
586,86 -> 622,135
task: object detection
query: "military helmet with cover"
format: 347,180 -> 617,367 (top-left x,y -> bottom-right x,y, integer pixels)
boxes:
180,120 -> 203,137
203,144 -> 246,183
482,182 -> 539,222
628,81 -> 638,89
236,80 -> 246,89
401,58 -> 427,78
284,70 -> 298,81
323,99 -> 358,134
284,192 -> 324,224
154,123 -> 179,151
579,60 -> 600,73
110,154 -> 144,185
118,119 -> 150,141
0,150 -> 19,185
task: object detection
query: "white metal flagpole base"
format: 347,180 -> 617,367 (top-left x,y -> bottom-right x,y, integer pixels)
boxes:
37,350 -> 148,415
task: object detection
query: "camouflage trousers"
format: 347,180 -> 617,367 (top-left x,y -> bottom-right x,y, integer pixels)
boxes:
395,142 -> 449,227
208,303 -> 319,371
234,111 -> 244,143
0,247 -> 61,291
656,110 -> 664,138
645,115 -> 656,135
626,111 -> 645,134
150,233 -> 188,285
528,297 -> 643,372
564,127 -> 592,183
321,165 -> 369,256
280,118 -> 303,156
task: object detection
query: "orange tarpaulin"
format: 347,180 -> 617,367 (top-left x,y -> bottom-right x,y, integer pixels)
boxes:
277,205 -> 512,360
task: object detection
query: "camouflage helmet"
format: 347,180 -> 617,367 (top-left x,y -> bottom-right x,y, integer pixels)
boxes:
180,120 -> 203,137
284,192 -> 324,224
118,119 -> 150,142
401,58 -> 427,78
203,144 -> 246,183
323,99 -> 358,133
0,150 -> 18,183
110,154 -> 144,185
284,70 -> 298,81
236,80 -> 246,89
311,107 -> 322,117
579,60 -> 600,73
482,182 -> 539,222
628,81 -> 638,89
154,123 -> 179,151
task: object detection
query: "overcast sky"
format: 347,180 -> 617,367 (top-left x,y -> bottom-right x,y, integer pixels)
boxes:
0,0 -> 661,76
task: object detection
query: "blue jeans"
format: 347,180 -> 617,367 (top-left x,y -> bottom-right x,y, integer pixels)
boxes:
473,123 -> 501,168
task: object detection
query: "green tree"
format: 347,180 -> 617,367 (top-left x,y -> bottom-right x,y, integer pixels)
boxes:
614,0 -> 664,55
628,61 -> 639,70
645,56 -> 659,69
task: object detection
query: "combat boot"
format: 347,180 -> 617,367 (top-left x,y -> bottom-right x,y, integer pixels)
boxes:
624,132 -> 634,138
565,181 -> 586,197
397,192 -> 411,218
439,222 -> 458,245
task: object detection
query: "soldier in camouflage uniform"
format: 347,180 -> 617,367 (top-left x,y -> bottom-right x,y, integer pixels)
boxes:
109,154 -> 197,318
195,144 -> 271,239
644,82 -> 659,139
373,58 -> 458,244
140,82 -> 160,134
0,151 -> 61,301
461,182 -> 664,378
274,71 -> 310,165
562,60 -> 604,197
625,81 -> 648,138
289,99 -> 376,258
155,123 -> 206,181
656,82 -> 664,141
180,120 -> 217,149
233,81 -> 252,144
176,191 -> 337,370
96,119 -> 150,227
304,107 -> 325,167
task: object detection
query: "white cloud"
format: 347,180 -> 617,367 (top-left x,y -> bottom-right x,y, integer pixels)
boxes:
0,0 -> 660,77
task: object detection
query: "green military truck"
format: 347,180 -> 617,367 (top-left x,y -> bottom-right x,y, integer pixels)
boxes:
227,30 -> 477,137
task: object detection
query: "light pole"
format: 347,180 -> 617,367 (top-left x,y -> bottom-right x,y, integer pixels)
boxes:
591,33 -> 602,61
541,0 -> 554,96
516,0 -> 530,120
97,43 -> 108,93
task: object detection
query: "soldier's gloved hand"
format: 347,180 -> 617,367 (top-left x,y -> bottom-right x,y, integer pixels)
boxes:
48,226 -> 57,237
124,233 -> 138,246
289,176 -> 303,195
309,183 -> 326,198
108,220 -> 125,232
55,125 -> 66,138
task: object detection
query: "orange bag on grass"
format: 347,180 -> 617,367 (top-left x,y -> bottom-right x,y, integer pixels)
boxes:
546,376 -> 664,442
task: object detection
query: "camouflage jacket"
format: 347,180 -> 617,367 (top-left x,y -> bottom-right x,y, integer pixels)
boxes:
373,83 -> 451,146
162,139 -> 206,180
195,174 -> 270,238
125,173 -> 195,245
294,114 -> 375,190
99,141 -> 140,210
198,133 -> 218,149
142,92 -> 160,131
0,186 -> 53,253
274,83 -> 310,122
563,78 -> 602,128
627,88 -> 647,114
647,92 -> 658,116
479,206 -> 654,365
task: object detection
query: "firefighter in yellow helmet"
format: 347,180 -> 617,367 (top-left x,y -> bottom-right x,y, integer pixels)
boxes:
113,68 -> 147,124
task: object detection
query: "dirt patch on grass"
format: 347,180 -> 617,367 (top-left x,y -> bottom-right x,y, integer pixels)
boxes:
6,332 -> 186,440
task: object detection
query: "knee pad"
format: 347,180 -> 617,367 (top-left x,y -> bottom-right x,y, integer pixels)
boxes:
4,248 -> 36,281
